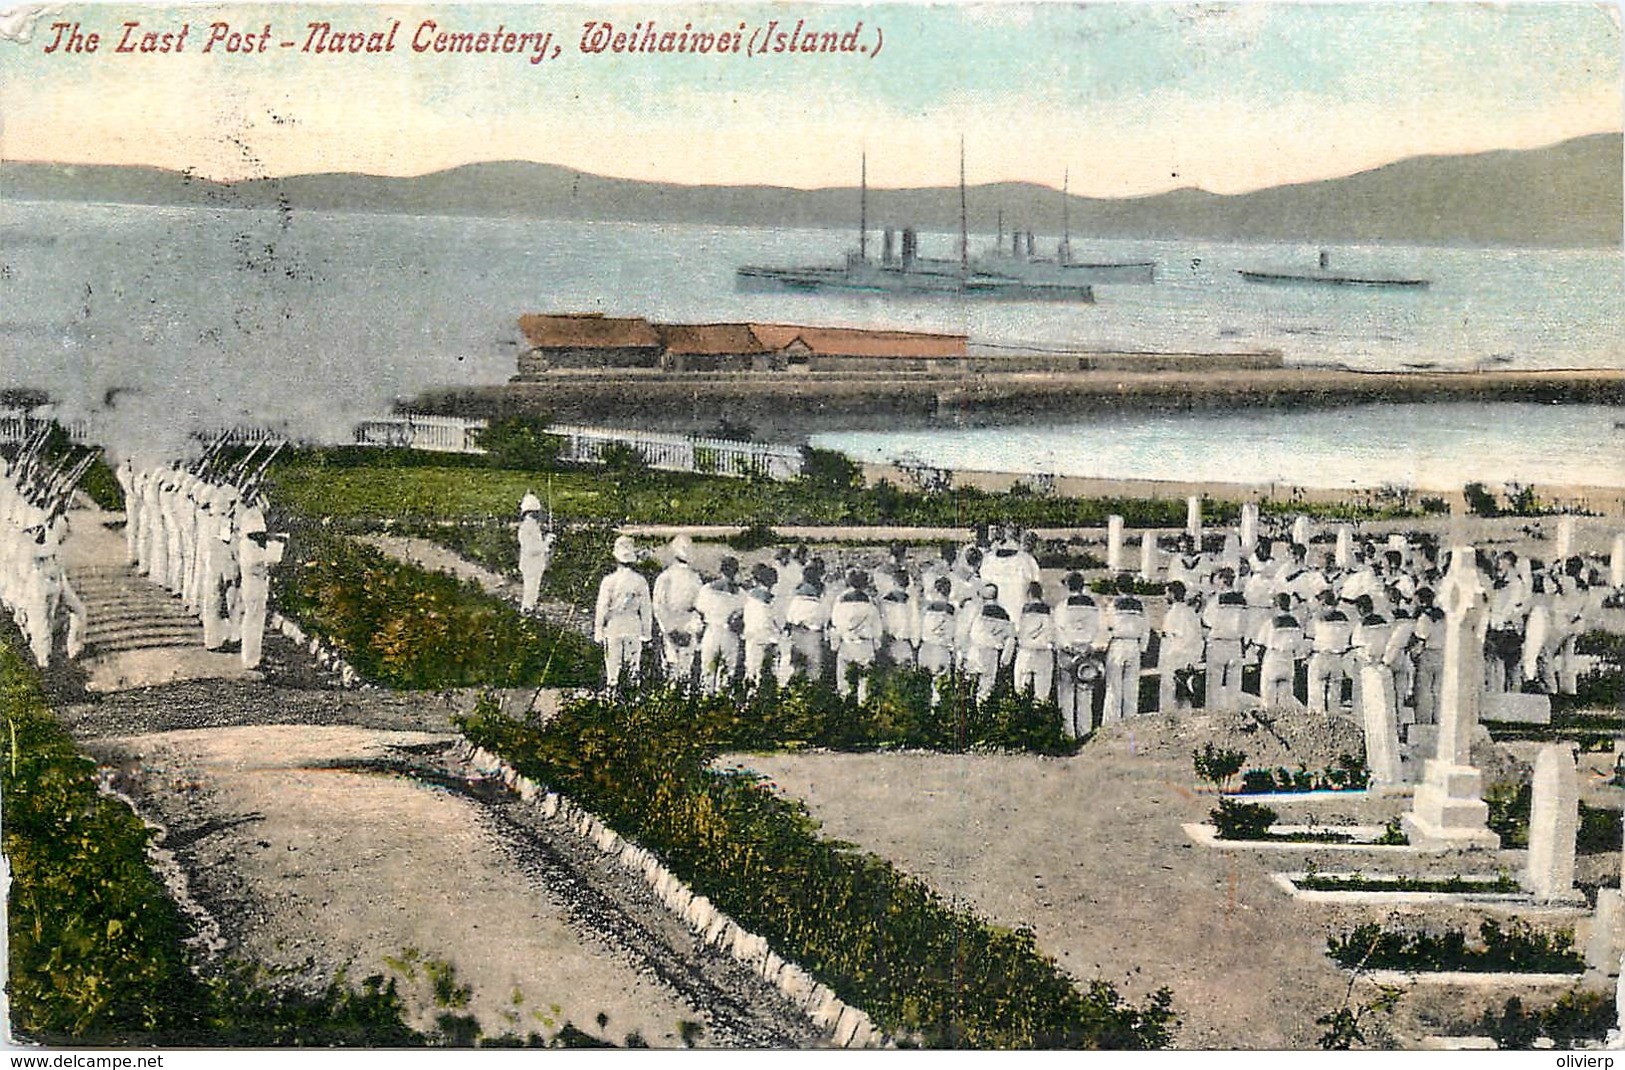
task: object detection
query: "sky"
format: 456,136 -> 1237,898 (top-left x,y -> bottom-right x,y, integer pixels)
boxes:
0,1 -> 1621,196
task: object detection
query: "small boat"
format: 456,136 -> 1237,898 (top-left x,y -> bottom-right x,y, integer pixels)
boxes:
1237,250 -> 1430,289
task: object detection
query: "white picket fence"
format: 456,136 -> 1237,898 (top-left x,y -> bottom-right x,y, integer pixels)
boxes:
0,412 -> 91,444
551,423 -> 804,481
353,414 -> 488,453
346,414 -> 805,481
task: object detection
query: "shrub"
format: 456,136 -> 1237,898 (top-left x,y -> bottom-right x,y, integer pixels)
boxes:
1482,991 -> 1614,1050
1236,755 -> 1370,794
457,688 -> 1175,1048
725,523 -> 780,552
1210,798 -> 1277,840
1192,743 -> 1246,792
800,446 -> 864,492
273,529 -> 601,689
1463,482 -> 1501,517
474,416 -> 565,472
1326,920 -> 1583,974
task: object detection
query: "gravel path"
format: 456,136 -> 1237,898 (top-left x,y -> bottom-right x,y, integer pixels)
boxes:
44,509 -> 821,1048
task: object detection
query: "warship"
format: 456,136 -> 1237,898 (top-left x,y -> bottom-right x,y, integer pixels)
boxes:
736,150 -> 1098,303
1237,250 -> 1431,289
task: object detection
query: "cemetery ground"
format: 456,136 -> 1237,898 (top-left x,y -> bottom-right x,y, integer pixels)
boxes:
10,445 -> 1624,1049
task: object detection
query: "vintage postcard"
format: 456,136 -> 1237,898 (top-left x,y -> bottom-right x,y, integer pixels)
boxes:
1,0 -> 1622,1056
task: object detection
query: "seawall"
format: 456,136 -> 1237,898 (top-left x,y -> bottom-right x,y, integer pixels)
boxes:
409,366 -> 1625,441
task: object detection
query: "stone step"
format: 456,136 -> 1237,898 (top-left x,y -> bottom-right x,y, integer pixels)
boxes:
86,628 -> 205,645
89,638 -> 209,654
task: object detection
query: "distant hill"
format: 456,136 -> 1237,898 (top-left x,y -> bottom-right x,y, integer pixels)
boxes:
4,133 -> 1620,246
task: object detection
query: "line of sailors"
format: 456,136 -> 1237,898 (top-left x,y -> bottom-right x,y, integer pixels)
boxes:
117,459 -> 286,669
593,519 -> 1621,737
0,457 -> 86,667
597,528 -> 1151,728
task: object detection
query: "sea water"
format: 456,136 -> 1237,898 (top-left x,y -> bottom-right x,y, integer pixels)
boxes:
2,198 -> 1621,479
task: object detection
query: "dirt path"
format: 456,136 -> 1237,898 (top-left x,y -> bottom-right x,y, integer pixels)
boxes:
45,509 -> 819,1048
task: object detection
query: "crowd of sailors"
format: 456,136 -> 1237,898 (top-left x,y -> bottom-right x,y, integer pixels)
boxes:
1,450 -> 91,668
1,433 -> 289,672
115,454 -> 288,670
588,508 -> 1624,735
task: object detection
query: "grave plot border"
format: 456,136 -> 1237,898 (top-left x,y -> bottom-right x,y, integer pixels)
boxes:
1182,823 -> 1419,852
1269,872 -> 1590,913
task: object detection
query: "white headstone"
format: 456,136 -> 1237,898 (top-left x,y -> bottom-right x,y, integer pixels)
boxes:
1239,503 -> 1259,555
1524,743 -> 1581,904
1185,496 -> 1202,540
1106,514 -> 1125,572
1612,532 -> 1625,588
1291,515 -> 1311,547
1402,545 -> 1499,850
1555,515 -> 1577,561
1138,531 -> 1157,581
1359,662 -> 1404,792
1335,525 -> 1354,569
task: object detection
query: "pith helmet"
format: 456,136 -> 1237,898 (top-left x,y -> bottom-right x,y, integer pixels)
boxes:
612,535 -> 638,564
520,492 -> 542,515
670,534 -> 694,563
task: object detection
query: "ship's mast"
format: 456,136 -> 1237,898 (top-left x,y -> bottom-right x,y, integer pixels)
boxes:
1060,168 -> 1071,264
859,150 -> 868,263
959,136 -> 968,275
1063,169 -> 1071,245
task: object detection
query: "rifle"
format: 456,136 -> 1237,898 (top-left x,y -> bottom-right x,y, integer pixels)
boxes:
238,439 -> 287,501
12,427 -> 53,486
25,450 -> 77,506
42,449 -> 101,526
226,438 -> 266,484
189,430 -> 232,476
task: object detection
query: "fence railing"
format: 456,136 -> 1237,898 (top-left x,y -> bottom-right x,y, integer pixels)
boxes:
0,413 -> 91,445
354,414 -> 488,453
551,424 -> 805,481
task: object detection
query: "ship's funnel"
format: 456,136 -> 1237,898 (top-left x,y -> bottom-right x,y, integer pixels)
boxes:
902,228 -> 918,271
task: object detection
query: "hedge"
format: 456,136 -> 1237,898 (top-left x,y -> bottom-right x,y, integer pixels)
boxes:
265,451 -> 1234,530
458,687 -> 1175,1049
2,635 -> 199,1040
1327,920 -> 1584,974
272,529 -> 601,690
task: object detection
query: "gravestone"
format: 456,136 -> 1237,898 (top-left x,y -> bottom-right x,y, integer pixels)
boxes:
1239,502 -> 1259,555
1107,514 -> 1125,572
1186,496 -> 1202,540
1482,691 -> 1552,725
1523,743 -> 1583,904
1138,531 -> 1157,581
1359,660 -> 1406,793
1291,515 -> 1311,547
1335,525 -> 1354,569
1402,545 -> 1500,850
1555,515 -> 1577,562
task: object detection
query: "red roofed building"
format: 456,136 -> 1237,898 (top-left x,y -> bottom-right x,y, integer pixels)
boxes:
747,324 -> 967,371
517,313 -> 665,374
657,323 -> 775,372
513,314 -> 970,376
